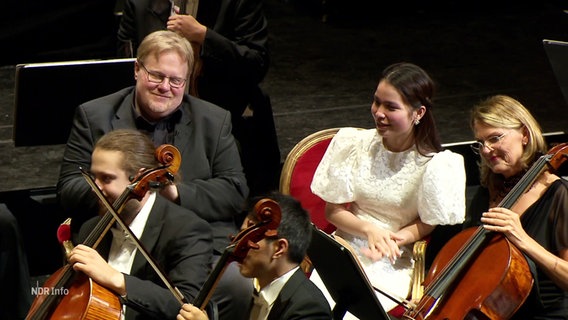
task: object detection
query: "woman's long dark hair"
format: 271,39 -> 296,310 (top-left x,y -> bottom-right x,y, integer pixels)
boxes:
381,62 -> 442,156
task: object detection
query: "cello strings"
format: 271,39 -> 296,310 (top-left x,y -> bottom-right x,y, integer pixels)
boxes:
421,154 -> 549,300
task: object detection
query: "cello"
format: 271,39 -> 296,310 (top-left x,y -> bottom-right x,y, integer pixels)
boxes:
404,142 -> 568,320
192,198 -> 282,312
26,144 -> 181,320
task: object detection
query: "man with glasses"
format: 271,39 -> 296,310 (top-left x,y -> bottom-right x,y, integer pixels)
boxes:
138,61 -> 188,88
57,30 -> 252,320
117,0 -> 281,199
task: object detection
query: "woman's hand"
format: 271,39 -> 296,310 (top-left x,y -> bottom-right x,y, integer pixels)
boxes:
480,207 -> 528,249
361,223 -> 403,263
325,203 -> 403,263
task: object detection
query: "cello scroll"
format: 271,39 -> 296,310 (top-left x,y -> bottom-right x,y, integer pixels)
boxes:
545,142 -> 568,173
127,144 -> 181,200
230,198 -> 282,260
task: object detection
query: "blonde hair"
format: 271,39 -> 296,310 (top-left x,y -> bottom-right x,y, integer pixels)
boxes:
470,95 -> 547,188
137,30 -> 194,79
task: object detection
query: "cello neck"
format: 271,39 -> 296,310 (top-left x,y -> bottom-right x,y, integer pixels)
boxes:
83,189 -> 132,249
193,245 -> 236,310
498,155 -> 550,209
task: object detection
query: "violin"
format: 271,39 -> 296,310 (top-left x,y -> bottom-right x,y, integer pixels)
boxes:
193,198 -> 282,311
26,144 -> 181,320
404,143 -> 568,320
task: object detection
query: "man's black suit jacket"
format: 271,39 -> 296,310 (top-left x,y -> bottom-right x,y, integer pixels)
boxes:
78,194 -> 213,320
249,269 -> 332,320
117,0 -> 269,119
58,87 -> 248,252
116,0 -> 281,196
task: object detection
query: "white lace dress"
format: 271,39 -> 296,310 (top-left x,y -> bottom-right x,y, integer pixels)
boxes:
309,127 -> 466,314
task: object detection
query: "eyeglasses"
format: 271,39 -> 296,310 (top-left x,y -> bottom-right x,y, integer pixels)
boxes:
470,132 -> 508,154
138,61 -> 187,88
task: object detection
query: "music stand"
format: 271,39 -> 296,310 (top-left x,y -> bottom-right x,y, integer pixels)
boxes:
307,225 -> 389,320
543,39 -> 568,107
13,58 -> 136,147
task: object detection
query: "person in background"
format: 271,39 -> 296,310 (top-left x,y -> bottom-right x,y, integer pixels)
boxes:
57,30 -> 251,320
176,192 -> 332,320
0,207 -> 32,320
68,129 -> 212,319
309,62 -> 466,316
466,95 -> 568,319
117,0 -> 281,197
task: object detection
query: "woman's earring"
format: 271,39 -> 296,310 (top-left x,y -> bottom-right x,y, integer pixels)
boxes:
414,119 -> 420,125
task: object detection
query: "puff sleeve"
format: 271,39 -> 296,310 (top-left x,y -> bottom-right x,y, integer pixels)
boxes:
418,150 -> 466,225
310,127 -> 365,204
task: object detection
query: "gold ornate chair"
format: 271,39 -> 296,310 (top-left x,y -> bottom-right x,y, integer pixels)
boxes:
279,128 -> 427,316
279,128 -> 340,234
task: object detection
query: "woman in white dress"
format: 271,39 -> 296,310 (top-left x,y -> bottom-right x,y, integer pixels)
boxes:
310,62 -> 466,317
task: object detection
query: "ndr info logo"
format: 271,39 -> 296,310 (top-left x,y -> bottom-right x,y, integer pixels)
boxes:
31,281 -> 69,296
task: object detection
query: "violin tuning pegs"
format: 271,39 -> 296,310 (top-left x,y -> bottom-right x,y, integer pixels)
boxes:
149,181 -> 161,189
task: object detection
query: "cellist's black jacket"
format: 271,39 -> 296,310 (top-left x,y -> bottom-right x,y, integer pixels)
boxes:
78,194 -> 213,320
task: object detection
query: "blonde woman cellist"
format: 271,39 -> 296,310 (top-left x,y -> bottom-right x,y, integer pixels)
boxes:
466,95 -> 568,319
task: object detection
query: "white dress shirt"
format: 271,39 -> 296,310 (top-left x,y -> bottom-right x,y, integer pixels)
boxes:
108,192 -> 155,274
250,266 -> 299,320
107,192 -> 155,319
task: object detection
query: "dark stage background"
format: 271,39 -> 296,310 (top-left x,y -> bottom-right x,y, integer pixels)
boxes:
1,0 -> 567,276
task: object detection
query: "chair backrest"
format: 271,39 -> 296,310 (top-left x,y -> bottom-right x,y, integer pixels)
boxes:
279,128 -> 340,234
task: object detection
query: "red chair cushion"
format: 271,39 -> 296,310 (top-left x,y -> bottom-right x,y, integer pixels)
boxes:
289,138 -> 336,234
